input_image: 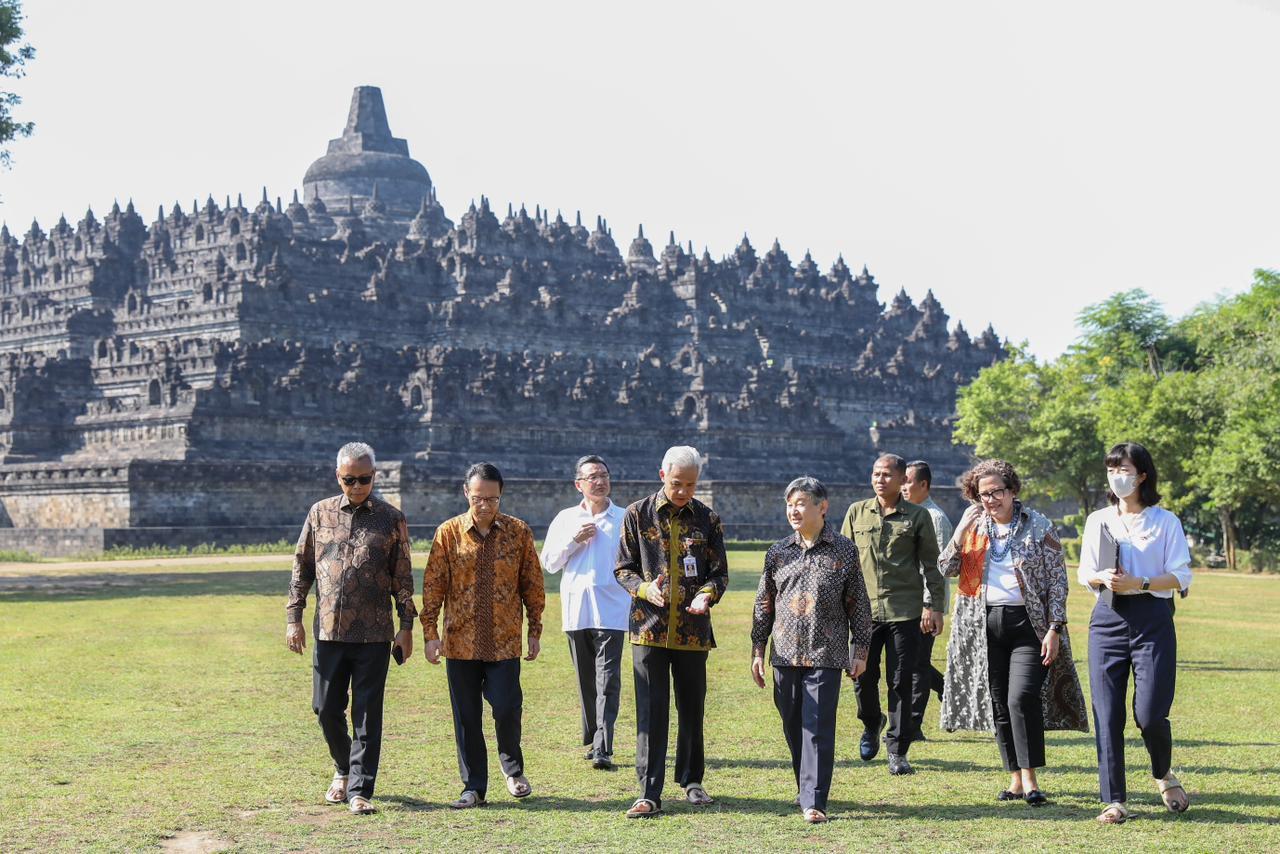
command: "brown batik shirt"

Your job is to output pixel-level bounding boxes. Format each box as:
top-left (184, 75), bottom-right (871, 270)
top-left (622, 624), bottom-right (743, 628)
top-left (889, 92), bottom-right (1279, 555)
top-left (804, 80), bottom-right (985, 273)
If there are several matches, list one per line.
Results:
top-left (751, 523), bottom-right (873, 669)
top-left (420, 511), bottom-right (545, 661)
top-left (614, 490), bottom-right (729, 651)
top-left (287, 494), bottom-right (418, 643)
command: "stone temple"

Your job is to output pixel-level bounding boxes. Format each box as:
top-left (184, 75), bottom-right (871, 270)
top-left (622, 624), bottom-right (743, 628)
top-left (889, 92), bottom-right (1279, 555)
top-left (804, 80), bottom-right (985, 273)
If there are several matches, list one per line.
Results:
top-left (0, 87), bottom-right (1002, 555)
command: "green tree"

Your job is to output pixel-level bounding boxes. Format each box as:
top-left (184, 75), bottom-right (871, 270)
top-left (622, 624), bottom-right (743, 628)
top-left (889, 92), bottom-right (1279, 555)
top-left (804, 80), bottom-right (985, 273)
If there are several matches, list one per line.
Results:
top-left (953, 346), bottom-right (1103, 520)
top-left (1, 0), bottom-right (35, 170)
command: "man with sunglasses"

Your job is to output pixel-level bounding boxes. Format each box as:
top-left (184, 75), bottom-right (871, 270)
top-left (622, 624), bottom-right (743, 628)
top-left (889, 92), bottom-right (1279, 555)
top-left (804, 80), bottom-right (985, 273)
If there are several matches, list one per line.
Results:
top-left (541, 455), bottom-right (629, 770)
top-left (286, 442), bottom-right (417, 816)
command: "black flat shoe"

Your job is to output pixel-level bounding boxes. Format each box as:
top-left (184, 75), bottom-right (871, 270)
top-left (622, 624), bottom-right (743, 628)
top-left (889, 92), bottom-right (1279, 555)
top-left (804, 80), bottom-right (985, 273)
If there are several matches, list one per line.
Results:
top-left (1025, 790), bottom-right (1048, 807)
top-left (997, 790), bottom-right (1025, 801)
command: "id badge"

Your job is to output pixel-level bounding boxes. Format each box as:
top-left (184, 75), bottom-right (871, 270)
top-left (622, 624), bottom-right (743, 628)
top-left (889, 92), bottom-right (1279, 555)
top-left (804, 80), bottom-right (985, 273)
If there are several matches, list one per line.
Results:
top-left (682, 554), bottom-right (698, 578)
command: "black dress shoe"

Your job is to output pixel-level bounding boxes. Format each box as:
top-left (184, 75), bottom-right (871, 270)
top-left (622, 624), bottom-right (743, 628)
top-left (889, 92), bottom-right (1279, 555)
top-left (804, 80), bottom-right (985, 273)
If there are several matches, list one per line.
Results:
top-left (583, 749), bottom-right (596, 761)
top-left (1025, 790), bottom-right (1048, 807)
top-left (592, 755), bottom-right (614, 770)
top-left (860, 716), bottom-right (887, 761)
top-left (997, 790), bottom-right (1025, 801)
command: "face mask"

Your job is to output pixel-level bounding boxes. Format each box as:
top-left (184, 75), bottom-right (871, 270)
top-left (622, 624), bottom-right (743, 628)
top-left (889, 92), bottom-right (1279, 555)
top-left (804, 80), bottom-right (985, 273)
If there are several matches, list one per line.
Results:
top-left (1108, 472), bottom-right (1138, 499)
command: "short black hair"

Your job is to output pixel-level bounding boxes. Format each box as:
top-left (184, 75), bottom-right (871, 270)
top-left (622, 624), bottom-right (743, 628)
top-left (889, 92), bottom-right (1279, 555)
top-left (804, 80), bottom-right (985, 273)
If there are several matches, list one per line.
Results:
top-left (906, 460), bottom-right (932, 487)
top-left (874, 453), bottom-right (907, 475)
top-left (1105, 442), bottom-right (1161, 507)
top-left (574, 454), bottom-right (609, 478)
top-left (464, 461), bottom-right (504, 493)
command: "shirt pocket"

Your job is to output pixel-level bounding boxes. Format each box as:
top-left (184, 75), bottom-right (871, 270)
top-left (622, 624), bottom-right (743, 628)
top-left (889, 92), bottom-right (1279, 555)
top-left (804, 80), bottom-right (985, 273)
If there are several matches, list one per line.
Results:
top-left (850, 523), bottom-right (880, 552)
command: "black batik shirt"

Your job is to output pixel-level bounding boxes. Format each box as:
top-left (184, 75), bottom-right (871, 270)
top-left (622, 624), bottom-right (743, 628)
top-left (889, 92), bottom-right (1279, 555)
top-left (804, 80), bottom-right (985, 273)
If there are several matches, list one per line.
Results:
top-left (751, 523), bottom-right (872, 669)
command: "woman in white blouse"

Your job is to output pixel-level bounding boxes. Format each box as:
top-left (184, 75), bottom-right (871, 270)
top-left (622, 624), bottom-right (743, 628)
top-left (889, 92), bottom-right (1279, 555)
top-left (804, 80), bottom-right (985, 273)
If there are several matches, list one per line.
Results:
top-left (1078, 442), bottom-right (1193, 824)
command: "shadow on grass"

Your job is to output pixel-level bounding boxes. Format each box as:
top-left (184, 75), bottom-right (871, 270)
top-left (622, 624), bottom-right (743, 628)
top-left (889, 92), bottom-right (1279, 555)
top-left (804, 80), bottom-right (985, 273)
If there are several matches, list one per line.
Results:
top-left (909, 757), bottom-right (1274, 776)
top-left (0, 570), bottom-right (291, 601)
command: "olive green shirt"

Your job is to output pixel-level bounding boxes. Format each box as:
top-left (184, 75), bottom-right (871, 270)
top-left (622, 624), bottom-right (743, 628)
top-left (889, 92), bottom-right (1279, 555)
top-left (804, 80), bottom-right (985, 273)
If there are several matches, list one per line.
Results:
top-left (840, 497), bottom-right (943, 623)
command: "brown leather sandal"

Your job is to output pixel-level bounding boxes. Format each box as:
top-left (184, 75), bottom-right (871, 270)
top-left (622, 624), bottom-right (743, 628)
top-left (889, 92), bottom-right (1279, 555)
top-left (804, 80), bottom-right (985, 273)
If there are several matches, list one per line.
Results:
top-left (1096, 802), bottom-right (1129, 824)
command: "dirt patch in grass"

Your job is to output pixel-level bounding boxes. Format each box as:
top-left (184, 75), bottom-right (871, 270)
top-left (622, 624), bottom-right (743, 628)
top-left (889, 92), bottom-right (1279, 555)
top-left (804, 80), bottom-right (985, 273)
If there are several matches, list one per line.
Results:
top-left (159, 831), bottom-right (233, 852)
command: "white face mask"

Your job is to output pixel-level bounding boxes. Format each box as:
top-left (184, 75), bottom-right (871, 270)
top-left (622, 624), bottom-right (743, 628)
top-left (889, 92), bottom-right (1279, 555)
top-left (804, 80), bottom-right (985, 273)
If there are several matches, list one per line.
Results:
top-left (1108, 472), bottom-right (1139, 499)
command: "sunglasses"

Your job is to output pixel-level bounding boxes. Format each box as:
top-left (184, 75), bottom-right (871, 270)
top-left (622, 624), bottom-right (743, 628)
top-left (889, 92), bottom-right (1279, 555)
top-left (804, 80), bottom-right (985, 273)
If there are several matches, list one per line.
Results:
top-left (340, 475), bottom-right (374, 486)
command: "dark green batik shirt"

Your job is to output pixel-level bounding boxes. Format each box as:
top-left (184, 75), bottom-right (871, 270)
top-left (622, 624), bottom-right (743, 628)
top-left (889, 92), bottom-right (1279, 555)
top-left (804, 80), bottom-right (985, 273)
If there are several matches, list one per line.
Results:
top-left (840, 497), bottom-right (942, 623)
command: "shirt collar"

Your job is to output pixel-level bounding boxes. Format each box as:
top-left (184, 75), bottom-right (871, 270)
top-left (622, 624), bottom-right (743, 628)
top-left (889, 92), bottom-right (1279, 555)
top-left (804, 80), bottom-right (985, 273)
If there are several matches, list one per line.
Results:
top-left (789, 521), bottom-right (835, 549)
top-left (465, 511), bottom-right (505, 534)
top-left (579, 498), bottom-right (617, 519)
top-left (340, 494), bottom-right (373, 513)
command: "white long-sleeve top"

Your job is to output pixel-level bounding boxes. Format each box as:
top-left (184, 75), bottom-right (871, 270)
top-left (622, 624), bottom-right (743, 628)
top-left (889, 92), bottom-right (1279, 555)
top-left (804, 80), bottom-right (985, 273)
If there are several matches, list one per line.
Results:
top-left (540, 499), bottom-right (630, 631)
top-left (1077, 504), bottom-right (1193, 599)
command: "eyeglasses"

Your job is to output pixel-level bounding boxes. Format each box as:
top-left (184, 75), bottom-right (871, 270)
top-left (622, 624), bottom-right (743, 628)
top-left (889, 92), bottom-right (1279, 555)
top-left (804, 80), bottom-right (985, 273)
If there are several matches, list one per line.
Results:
top-left (978, 488), bottom-right (1009, 502)
top-left (341, 475), bottom-right (374, 486)
top-left (468, 495), bottom-right (501, 505)
top-left (577, 474), bottom-right (611, 484)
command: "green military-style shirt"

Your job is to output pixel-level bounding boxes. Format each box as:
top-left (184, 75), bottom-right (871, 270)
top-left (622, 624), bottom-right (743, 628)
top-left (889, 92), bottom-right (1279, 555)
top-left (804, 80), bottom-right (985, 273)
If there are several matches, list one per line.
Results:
top-left (840, 497), bottom-right (943, 623)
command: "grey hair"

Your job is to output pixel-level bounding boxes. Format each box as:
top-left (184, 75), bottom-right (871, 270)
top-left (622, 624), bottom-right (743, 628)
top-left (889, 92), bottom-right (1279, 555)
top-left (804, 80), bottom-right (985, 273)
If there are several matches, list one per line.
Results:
top-left (336, 442), bottom-right (376, 468)
top-left (661, 445), bottom-right (704, 474)
top-left (785, 476), bottom-right (828, 503)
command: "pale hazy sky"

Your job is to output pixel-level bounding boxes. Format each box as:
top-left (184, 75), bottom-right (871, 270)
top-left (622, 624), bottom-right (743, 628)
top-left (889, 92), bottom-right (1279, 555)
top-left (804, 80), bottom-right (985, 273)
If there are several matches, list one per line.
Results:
top-left (4, 0), bottom-right (1278, 358)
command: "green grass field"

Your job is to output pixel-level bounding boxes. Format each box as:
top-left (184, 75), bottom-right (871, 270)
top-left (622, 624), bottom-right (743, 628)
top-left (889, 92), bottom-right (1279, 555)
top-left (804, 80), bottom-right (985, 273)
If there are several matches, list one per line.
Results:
top-left (1, 553), bottom-right (1277, 852)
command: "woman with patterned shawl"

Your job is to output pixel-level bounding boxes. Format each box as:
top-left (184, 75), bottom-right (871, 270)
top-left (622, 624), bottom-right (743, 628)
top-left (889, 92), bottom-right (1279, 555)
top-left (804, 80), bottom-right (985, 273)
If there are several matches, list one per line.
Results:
top-left (938, 459), bottom-right (1088, 807)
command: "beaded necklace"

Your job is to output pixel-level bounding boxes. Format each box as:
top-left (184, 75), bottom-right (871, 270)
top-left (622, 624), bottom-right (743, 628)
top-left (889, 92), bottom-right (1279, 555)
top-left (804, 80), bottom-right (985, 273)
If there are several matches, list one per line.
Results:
top-left (985, 510), bottom-right (1020, 561)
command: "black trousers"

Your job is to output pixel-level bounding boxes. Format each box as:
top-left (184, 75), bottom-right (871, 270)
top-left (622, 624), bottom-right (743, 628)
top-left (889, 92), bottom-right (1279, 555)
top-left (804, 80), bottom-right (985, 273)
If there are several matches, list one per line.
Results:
top-left (566, 628), bottom-right (625, 759)
top-left (445, 657), bottom-right (524, 799)
top-left (911, 632), bottom-right (946, 736)
top-left (986, 605), bottom-right (1047, 771)
top-left (855, 619), bottom-right (920, 755)
top-left (1089, 594), bottom-right (1178, 803)
top-left (312, 640), bottom-right (391, 800)
top-left (633, 644), bottom-right (707, 805)
top-left (774, 666), bottom-right (842, 813)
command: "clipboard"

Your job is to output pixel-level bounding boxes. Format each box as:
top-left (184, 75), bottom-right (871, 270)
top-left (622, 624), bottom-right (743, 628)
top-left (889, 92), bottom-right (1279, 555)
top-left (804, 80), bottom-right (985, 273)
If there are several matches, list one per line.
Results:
top-left (1095, 519), bottom-right (1120, 608)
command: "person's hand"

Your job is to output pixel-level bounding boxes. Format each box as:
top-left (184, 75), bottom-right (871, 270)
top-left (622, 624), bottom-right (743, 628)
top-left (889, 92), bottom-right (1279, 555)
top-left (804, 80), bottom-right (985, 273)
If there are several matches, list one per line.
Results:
top-left (424, 638), bottom-right (443, 665)
top-left (751, 655), bottom-right (766, 688)
top-left (393, 628), bottom-right (413, 662)
top-left (1099, 569), bottom-right (1140, 593)
top-left (921, 608), bottom-right (944, 636)
top-left (525, 635), bottom-right (541, 662)
top-left (286, 623), bottom-right (305, 654)
top-left (1041, 628), bottom-right (1060, 666)
top-left (686, 591), bottom-right (711, 615)
top-left (572, 522), bottom-right (597, 544)
top-left (846, 657), bottom-right (867, 680)
top-left (955, 504), bottom-right (982, 540)
top-left (644, 573), bottom-right (667, 607)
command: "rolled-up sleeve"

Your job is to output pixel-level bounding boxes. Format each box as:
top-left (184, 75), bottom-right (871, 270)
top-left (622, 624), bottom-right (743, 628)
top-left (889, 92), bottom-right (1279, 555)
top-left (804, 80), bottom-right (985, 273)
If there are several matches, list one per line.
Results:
top-left (1164, 516), bottom-right (1193, 592)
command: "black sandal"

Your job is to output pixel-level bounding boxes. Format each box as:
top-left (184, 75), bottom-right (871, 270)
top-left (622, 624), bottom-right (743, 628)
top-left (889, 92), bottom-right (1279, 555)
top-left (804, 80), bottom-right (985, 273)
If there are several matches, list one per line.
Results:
top-left (1025, 790), bottom-right (1048, 807)
top-left (997, 789), bottom-right (1025, 801)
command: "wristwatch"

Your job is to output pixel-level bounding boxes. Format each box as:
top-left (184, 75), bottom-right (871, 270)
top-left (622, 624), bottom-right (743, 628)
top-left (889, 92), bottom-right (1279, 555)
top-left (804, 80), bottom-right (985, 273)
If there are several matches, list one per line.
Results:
top-left (1141, 577), bottom-right (1151, 591)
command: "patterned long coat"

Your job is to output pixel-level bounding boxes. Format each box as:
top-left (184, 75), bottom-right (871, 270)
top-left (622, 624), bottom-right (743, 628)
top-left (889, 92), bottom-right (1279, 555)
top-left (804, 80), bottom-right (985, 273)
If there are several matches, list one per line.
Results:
top-left (938, 503), bottom-right (1089, 733)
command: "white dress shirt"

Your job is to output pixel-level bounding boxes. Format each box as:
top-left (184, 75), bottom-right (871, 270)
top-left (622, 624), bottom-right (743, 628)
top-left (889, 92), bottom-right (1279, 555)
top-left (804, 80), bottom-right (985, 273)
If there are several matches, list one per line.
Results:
top-left (1078, 505), bottom-right (1193, 599)
top-left (540, 498), bottom-right (630, 632)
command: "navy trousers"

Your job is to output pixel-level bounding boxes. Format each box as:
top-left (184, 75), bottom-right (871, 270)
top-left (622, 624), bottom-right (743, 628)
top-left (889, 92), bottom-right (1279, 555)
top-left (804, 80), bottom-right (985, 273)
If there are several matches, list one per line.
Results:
top-left (312, 640), bottom-right (391, 800)
top-left (1088, 594), bottom-right (1177, 803)
top-left (773, 666), bottom-right (842, 813)
top-left (445, 657), bottom-right (525, 799)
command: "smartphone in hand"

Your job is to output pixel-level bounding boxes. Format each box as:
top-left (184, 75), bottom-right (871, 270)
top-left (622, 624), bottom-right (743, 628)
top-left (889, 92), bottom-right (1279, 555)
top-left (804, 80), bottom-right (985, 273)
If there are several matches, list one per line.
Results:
top-left (392, 645), bottom-right (405, 666)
